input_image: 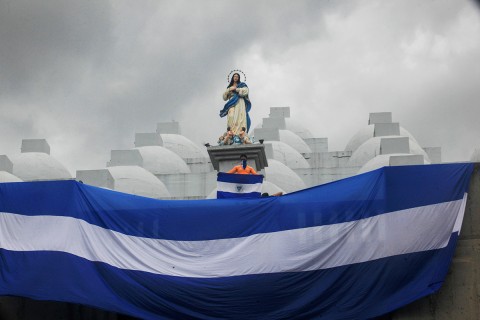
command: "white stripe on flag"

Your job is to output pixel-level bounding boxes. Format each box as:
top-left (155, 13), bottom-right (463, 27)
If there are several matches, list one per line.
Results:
top-left (453, 192), bottom-right (468, 234)
top-left (0, 195), bottom-right (466, 278)
top-left (217, 181), bottom-right (262, 194)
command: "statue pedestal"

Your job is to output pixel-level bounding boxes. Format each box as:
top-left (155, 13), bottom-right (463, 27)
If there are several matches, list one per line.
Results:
top-left (207, 144), bottom-right (268, 173)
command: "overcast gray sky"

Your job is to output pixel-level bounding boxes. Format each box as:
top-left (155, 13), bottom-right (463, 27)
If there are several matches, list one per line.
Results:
top-left (1, 0), bottom-right (479, 174)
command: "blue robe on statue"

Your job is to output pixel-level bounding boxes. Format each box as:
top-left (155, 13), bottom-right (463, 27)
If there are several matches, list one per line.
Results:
top-left (219, 82), bottom-right (252, 133)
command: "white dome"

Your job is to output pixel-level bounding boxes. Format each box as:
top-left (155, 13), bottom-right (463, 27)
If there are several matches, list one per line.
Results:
top-left (10, 152), bottom-right (72, 181)
top-left (107, 166), bottom-right (171, 199)
top-left (348, 137), bottom-right (430, 168)
top-left (285, 118), bottom-right (314, 139)
top-left (160, 134), bottom-right (208, 160)
top-left (470, 148), bottom-right (480, 162)
top-left (358, 154), bottom-right (430, 174)
top-left (345, 125), bottom-right (374, 152)
top-left (261, 181), bottom-right (286, 195)
top-left (206, 180), bottom-right (286, 199)
top-left (267, 141), bottom-right (310, 169)
top-left (0, 171), bottom-right (23, 182)
top-left (279, 130), bottom-right (312, 154)
top-left (265, 159), bottom-right (306, 193)
top-left (134, 146), bottom-right (190, 174)
top-left (345, 124), bottom-right (420, 152)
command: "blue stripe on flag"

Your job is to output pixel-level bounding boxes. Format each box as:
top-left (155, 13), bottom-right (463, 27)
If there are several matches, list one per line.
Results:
top-left (0, 163), bottom-right (473, 241)
top-left (0, 233), bottom-right (459, 320)
top-left (216, 191), bottom-right (261, 199)
top-left (217, 172), bottom-right (264, 184)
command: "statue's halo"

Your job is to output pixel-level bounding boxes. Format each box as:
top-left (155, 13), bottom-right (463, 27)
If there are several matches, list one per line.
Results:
top-left (227, 70), bottom-right (247, 83)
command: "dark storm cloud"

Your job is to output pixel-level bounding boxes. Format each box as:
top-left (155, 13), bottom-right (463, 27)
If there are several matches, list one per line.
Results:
top-left (0, 0), bottom-right (113, 95)
top-left (0, 0), bottom-right (339, 171)
top-left (0, 0), bottom-right (479, 172)
top-left (0, 0), bottom-right (115, 167)
top-left (80, 0), bottom-right (339, 147)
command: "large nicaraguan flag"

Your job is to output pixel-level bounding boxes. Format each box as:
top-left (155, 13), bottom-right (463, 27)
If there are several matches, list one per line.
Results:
top-left (217, 172), bottom-right (263, 198)
top-left (0, 163), bottom-right (474, 319)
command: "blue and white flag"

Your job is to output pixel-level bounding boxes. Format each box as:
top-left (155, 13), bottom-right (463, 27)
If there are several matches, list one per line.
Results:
top-left (217, 172), bottom-right (263, 199)
top-left (0, 163), bottom-right (473, 319)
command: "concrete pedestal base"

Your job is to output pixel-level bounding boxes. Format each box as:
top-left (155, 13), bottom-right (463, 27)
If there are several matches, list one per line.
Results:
top-left (207, 144), bottom-right (268, 173)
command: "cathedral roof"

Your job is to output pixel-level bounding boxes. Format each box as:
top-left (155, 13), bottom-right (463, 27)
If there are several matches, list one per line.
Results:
top-left (267, 141), bottom-right (310, 169)
top-left (348, 136), bottom-right (430, 168)
top-left (107, 166), bottom-right (171, 199)
top-left (0, 171), bottom-right (23, 182)
top-left (134, 146), bottom-right (190, 174)
top-left (10, 152), bottom-right (72, 181)
top-left (264, 159), bottom-right (306, 193)
top-left (160, 134), bottom-right (208, 160)
top-left (358, 154), bottom-right (430, 174)
top-left (279, 130), bottom-right (312, 154)
top-left (345, 124), bottom-right (419, 153)
top-left (285, 118), bottom-right (314, 139)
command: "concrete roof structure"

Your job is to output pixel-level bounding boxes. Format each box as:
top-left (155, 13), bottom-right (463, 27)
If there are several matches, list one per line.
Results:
top-left (348, 136), bottom-right (430, 168)
top-left (471, 148), bottom-right (480, 162)
top-left (285, 118), bottom-right (314, 139)
top-left (279, 130), bottom-right (312, 154)
top-left (107, 166), bottom-right (171, 199)
top-left (265, 141), bottom-right (310, 169)
top-left (264, 159), bottom-right (306, 193)
top-left (345, 124), bottom-right (419, 153)
top-left (358, 154), bottom-right (429, 174)
top-left (10, 152), bottom-right (72, 181)
top-left (1, 109), bottom-right (443, 200)
top-left (160, 134), bottom-right (208, 160)
top-left (134, 146), bottom-right (190, 174)
top-left (0, 171), bottom-right (23, 182)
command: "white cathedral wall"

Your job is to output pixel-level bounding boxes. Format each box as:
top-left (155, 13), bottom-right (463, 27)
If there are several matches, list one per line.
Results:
top-left (155, 172), bottom-right (217, 200)
top-left (0, 171), bottom-right (23, 182)
top-left (294, 166), bottom-right (360, 187)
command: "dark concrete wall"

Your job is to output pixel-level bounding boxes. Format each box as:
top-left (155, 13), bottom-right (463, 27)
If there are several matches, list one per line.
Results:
top-left (390, 163), bottom-right (480, 319)
top-left (0, 296), bottom-right (132, 320)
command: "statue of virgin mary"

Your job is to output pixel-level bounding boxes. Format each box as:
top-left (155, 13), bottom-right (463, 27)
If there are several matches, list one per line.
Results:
top-left (219, 70), bottom-right (251, 135)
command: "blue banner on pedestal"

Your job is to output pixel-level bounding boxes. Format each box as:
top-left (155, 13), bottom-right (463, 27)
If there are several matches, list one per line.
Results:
top-left (217, 172), bottom-right (263, 199)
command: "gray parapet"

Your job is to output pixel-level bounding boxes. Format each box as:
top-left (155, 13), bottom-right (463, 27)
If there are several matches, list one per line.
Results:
top-left (254, 127), bottom-right (280, 142)
top-left (390, 163), bottom-right (480, 319)
top-left (306, 150), bottom-right (353, 169)
top-left (156, 172), bottom-right (217, 199)
top-left (0, 155), bottom-right (13, 173)
top-left (380, 137), bottom-right (409, 155)
top-left (374, 123), bottom-right (400, 137)
top-left (21, 139), bottom-right (50, 154)
top-left (135, 133), bottom-right (163, 147)
top-left (269, 107), bottom-right (290, 118)
top-left (389, 154), bottom-right (424, 166)
top-left (264, 143), bottom-right (274, 159)
top-left (423, 147), bottom-right (442, 164)
top-left (262, 117), bottom-right (286, 130)
top-left (76, 169), bottom-right (114, 189)
top-left (107, 149), bottom-right (143, 167)
top-left (303, 138), bottom-right (328, 153)
top-left (369, 112), bottom-right (392, 124)
top-left (157, 121), bottom-right (180, 134)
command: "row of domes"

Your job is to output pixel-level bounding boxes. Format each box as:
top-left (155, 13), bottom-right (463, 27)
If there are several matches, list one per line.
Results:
top-left (2, 110), bottom-right (472, 200)
top-left (0, 127), bottom-right (311, 198)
